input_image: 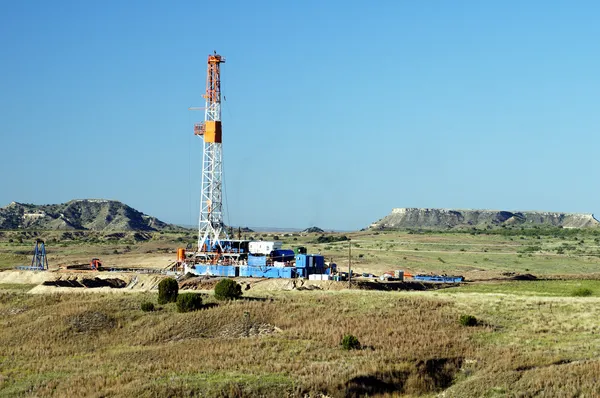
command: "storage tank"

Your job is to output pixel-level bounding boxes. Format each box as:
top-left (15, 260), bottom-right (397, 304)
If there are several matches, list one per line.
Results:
top-left (270, 249), bottom-right (295, 262)
top-left (177, 248), bottom-right (186, 263)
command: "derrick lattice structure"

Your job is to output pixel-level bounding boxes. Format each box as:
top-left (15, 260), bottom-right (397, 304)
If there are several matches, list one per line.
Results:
top-left (31, 239), bottom-right (48, 270)
top-left (194, 52), bottom-right (227, 255)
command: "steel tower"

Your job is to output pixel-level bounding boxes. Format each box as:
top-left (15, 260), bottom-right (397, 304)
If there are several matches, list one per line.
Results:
top-left (194, 52), bottom-right (227, 255)
top-left (31, 239), bottom-right (48, 270)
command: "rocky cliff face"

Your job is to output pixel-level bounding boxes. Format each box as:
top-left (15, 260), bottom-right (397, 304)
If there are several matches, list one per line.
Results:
top-left (370, 208), bottom-right (600, 230)
top-left (0, 200), bottom-right (176, 231)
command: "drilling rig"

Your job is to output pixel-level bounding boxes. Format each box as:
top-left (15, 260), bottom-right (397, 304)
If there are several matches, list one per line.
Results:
top-left (191, 52), bottom-right (229, 264)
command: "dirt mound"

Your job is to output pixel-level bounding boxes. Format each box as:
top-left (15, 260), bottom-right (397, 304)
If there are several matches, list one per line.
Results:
top-left (179, 276), bottom-right (221, 290)
top-left (43, 277), bottom-right (127, 288)
top-left (67, 311), bottom-right (116, 333)
top-left (296, 285), bottom-right (322, 291)
top-left (0, 270), bottom-right (56, 285)
top-left (512, 273), bottom-right (538, 281)
top-left (354, 280), bottom-right (455, 291)
top-left (178, 277), bottom-right (339, 292)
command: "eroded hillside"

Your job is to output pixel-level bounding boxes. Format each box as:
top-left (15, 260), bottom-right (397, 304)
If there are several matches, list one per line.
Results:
top-left (370, 208), bottom-right (600, 230)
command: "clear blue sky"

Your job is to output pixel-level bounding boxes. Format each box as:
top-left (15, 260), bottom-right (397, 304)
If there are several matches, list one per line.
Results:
top-left (1, 1), bottom-right (600, 231)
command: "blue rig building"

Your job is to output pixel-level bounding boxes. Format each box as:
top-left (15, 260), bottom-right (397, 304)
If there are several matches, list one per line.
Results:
top-left (182, 239), bottom-right (333, 279)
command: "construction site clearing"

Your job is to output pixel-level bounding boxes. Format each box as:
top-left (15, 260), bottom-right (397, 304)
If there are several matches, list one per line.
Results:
top-left (0, 267), bottom-right (460, 295)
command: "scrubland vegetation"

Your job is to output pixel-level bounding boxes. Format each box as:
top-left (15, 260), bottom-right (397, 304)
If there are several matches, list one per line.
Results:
top-left (1, 284), bottom-right (600, 396)
top-left (1, 228), bottom-right (600, 396)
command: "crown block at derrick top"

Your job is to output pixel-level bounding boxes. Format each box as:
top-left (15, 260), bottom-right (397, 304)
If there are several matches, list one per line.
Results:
top-left (204, 121), bottom-right (222, 143)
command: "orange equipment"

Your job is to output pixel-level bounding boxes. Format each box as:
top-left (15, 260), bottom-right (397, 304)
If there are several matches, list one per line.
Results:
top-left (177, 248), bottom-right (186, 263)
top-left (90, 258), bottom-right (102, 270)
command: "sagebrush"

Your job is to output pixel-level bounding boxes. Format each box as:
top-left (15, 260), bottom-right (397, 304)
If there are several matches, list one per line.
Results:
top-left (158, 277), bottom-right (179, 304)
top-left (176, 293), bottom-right (203, 313)
top-left (214, 278), bottom-right (242, 300)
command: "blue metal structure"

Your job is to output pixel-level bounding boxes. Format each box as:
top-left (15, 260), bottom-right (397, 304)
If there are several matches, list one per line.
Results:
top-left (184, 249), bottom-right (330, 279)
top-left (239, 266), bottom-right (295, 278)
top-left (270, 249), bottom-right (295, 262)
top-left (193, 265), bottom-right (238, 277)
top-left (413, 275), bottom-right (464, 283)
top-left (294, 254), bottom-right (326, 276)
top-left (248, 255), bottom-right (267, 267)
top-left (16, 240), bottom-right (48, 271)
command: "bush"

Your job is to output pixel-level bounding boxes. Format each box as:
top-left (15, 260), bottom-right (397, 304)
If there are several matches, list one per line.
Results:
top-left (141, 302), bottom-right (155, 312)
top-left (312, 235), bottom-right (349, 244)
top-left (572, 288), bottom-right (593, 297)
top-left (214, 278), bottom-right (242, 301)
top-left (459, 314), bottom-right (478, 327)
top-left (158, 277), bottom-right (179, 304)
top-left (340, 334), bottom-right (361, 350)
top-left (176, 293), bottom-right (203, 313)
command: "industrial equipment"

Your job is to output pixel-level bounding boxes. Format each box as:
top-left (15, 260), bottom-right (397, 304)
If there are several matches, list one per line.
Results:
top-left (191, 52), bottom-right (228, 262)
top-left (15, 239), bottom-right (49, 271)
top-left (182, 53), bottom-right (334, 279)
top-left (413, 274), bottom-right (464, 283)
top-left (32, 239), bottom-right (48, 270)
top-left (90, 258), bottom-right (102, 270)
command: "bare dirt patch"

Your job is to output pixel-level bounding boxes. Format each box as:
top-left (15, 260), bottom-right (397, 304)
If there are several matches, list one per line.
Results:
top-left (67, 311), bottom-right (116, 333)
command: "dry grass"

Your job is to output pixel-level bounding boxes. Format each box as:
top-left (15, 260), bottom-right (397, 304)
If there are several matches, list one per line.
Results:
top-left (0, 290), bottom-right (475, 397)
top-left (2, 286), bottom-right (600, 396)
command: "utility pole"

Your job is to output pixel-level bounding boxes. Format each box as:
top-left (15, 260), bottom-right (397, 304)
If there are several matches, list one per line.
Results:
top-left (348, 238), bottom-right (351, 289)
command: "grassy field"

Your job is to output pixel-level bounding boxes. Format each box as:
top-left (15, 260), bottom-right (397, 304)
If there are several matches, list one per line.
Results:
top-left (1, 228), bottom-right (600, 396)
top-left (1, 285), bottom-right (600, 396)
top-left (2, 228), bottom-right (600, 278)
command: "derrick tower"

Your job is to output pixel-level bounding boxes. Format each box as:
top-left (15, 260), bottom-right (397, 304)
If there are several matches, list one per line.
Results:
top-left (194, 52), bottom-right (227, 255)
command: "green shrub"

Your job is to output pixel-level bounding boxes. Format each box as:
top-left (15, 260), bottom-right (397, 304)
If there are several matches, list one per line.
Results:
top-left (158, 277), bottom-right (179, 304)
top-left (141, 302), bottom-right (155, 312)
top-left (459, 314), bottom-right (478, 327)
top-left (214, 278), bottom-right (242, 301)
top-left (340, 334), bottom-right (361, 350)
top-left (312, 235), bottom-right (349, 244)
top-left (176, 293), bottom-right (203, 313)
top-left (572, 288), bottom-right (593, 297)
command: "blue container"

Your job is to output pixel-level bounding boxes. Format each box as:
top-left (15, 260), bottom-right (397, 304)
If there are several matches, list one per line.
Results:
top-left (237, 266), bottom-right (295, 278)
top-left (270, 249), bottom-right (295, 262)
top-left (193, 264), bottom-right (238, 276)
top-left (313, 255), bottom-right (325, 268)
top-left (216, 265), bottom-right (237, 277)
top-left (295, 254), bottom-right (307, 268)
top-left (194, 265), bottom-right (209, 275)
top-left (248, 255), bottom-right (267, 267)
top-left (413, 275), bottom-right (464, 283)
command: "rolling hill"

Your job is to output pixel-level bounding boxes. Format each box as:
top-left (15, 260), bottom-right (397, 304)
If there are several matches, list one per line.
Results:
top-left (0, 199), bottom-right (179, 231)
